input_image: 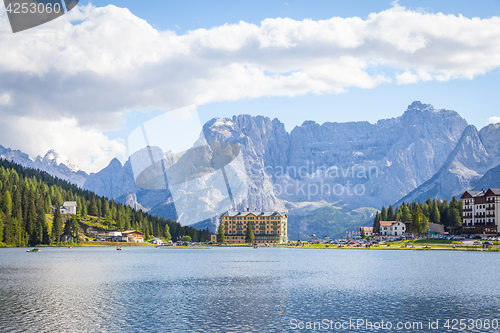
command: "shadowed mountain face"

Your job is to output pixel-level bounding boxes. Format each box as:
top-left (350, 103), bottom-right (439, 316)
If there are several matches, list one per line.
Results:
top-left (81, 101), bottom-right (476, 237)
top-left (397, 123), bottom-right (500, 204)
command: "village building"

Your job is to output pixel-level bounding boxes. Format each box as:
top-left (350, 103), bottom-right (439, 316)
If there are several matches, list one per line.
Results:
top-left (359, 226), bottom-right (373, 236)
top-left (461, 188), bottom-right (500, 235)
top-left (51, 201), bottom-right (77, 215)
top-left (107, 231), bottom-right (122, 242)
top-left (220, 209), bottom-right (288, 244)
top-left (121, 230), bottom-right (144, 243)
top-left (379, 221), bottom-right (405, 236)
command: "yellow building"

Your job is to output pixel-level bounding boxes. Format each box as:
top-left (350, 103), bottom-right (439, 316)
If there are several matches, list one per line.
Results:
top-left (220, 209), bottom-right (288, 244)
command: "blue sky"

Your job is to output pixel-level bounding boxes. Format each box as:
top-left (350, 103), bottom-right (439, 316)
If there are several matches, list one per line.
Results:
top-left (1, 0), bottom-right (499, 171)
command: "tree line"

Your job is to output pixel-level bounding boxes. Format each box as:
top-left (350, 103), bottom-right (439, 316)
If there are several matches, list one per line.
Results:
top-left (372, 196), bottom-right (463, 235)
top-left (0, 159), bottom-right (212, 246)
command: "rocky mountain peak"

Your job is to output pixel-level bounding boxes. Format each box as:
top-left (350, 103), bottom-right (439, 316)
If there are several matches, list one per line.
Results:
top-left (407, 101), bottom-right (434, 111)
top-left (108, 157), bottom-right (123, 169)
top-left (38, 149), bottom-right (81, 173)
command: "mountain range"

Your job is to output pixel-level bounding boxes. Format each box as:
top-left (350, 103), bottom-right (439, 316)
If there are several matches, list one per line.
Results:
top-left (0, 146), bottom-right (88, 187)
top-left (1, 101), bottom-right (499, 239)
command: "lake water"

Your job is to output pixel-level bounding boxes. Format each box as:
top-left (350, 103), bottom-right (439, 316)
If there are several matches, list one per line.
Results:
top-left (1, 247), bottom-right (500, 332)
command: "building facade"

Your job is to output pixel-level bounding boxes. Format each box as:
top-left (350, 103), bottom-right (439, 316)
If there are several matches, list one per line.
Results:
top-left (461, 188), bottom-right (500, 235)
top-left (379, 221), bottom-right (405, 236)
top-left (220, 209), bottom-right (288, 244)
top-left (360, 226), bottom-right (373, 236)
top-left (121, 230), bottom-right (144, 242)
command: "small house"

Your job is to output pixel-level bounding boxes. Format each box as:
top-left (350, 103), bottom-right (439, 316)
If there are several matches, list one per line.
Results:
top-left (60, 201), bottom-right (77, 215)
top-left (121, 230), bottom-right (144, 243)
top-left (379, 221), bottom-right (405, 236)
top-left (360, 226), bottom-right (373, 236)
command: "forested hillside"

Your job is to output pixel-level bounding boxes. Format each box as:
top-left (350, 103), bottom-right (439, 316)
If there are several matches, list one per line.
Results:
top-left (373, 197), bottom-right (463, 235)
top-left (0, 159), bottom-right (211, 247)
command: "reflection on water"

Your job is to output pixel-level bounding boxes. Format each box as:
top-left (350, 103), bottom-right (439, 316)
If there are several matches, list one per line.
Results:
top-left (1, 247), bottom-right (500, 332)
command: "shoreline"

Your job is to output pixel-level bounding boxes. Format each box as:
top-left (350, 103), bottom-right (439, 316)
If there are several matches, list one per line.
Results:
top-left (4, 242), bottom-right (499, 252)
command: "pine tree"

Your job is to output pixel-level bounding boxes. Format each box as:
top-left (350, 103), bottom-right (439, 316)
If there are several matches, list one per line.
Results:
top-left (102, 199), bottom-right (110, 219)
top-left (450, 196), bottom-right (459, 210)
top-left (425, 197), bottom-right (432, 207)
top-left (387, 205), bottom-right (395, 220)
top-left (52, 205), bottom-right (63, 243)
top-left (88, 197), bottom-right (98, 216)
top-left (81, 201), bottom-right (87, 218)
top-left (440, 200), bottom-right (449, 226)
top-left (217, 223), bottom-right (225, 243)
top-left (42, 221), bottom-right (50, 245)
top-left (422, 202), bottom-right (430, 219)
top-left (401, 205), bottom-right (411, 222)
top-left (64, 217), bottom-right (72, 236)
top-left (1, 191), bottom-right (12, 217)
top-left (245, 225), bottom-right (255, 243)
top-left (380, 206), bottom-right (388, 221)
top-left (411, 205), bottom-right (428, 236)
top-left (372, 211), bottom-right (380, 234)
top-left (430, 202), bottom-right (441, 224)
top-left (163, 224), bottom-right (171, 242)
top-left (446, 207), bottom-right (462, 227)
top-left (116, 207), bottom-right (123, 231)
top-left (8, 217), bottom-right (22, 246)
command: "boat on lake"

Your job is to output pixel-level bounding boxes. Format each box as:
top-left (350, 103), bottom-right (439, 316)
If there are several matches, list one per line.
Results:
top-left (116, 247), bottom-right (122, 250)
top-left (26, 248), bottom-right (40, 252)
top-left (253, 243), bottom-right (258, 249)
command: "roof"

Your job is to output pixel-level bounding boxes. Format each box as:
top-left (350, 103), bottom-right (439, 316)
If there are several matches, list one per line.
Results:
top-left (486, 188), bottom-right (500, 196)
top-left (221, 211), bottom-right (287, 217)
top-left (62, 201), bottom-right (77, 207)
top-left (462, 188), bottom-right (500, 199)
top-left (360, 227), bottom-right (373, 231)
top-left (379, 221), bottom-right (401, 227)
top-left (122, 230), bottom-right (144, 235)
top-left (461, 190), bottom-right (484, 199)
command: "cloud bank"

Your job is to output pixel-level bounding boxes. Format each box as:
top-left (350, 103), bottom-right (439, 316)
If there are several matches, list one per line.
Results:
top-left (0, 3), bottom-right (499, 171)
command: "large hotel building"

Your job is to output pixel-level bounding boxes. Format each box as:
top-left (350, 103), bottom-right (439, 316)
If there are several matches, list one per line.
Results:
top-left (220, 209), bottom-right (288, 244)
top-left (461, 188), bottom-right (500, 235)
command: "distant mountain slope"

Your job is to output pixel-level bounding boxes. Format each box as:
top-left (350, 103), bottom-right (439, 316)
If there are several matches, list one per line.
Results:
top-left (474, 164), bottom-right (500, 191)
top-left (0, 145), bottom-right (88, 187)
top-left (396, 123), bottom-right (500, 204)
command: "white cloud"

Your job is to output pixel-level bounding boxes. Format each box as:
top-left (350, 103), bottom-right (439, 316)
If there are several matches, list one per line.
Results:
top-left (488, 116), bottom-right (500, 124)
top-left (0, 3), bottom-right (500, 171)
top-left (0, 115), bottom-right (126, 173)
top-left (396, 71), bottom-right (419, 84)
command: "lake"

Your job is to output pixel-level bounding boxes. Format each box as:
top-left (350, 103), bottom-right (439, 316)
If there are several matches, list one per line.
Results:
top-left (1, 247), bottom-right (500, 332)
